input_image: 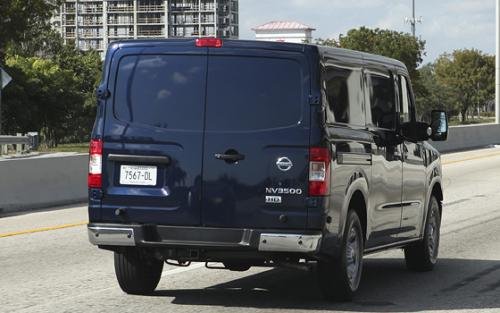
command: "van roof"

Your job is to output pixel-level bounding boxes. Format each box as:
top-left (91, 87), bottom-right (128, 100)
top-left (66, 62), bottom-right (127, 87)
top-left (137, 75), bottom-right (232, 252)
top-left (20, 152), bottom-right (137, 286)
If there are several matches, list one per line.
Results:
top-left (107, 38), bottom-right (308, 53)
top-left (106, 39), bottom-right (407, 71)
top-left (315, 45), bottom-right (407, 70)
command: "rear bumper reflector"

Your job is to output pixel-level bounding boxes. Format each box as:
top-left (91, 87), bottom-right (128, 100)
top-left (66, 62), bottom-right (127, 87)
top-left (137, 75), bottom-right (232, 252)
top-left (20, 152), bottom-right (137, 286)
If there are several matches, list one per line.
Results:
top-left (258, 233), bottom-right (322, 253)
top-left (88, 226), bottom-right (135, 246)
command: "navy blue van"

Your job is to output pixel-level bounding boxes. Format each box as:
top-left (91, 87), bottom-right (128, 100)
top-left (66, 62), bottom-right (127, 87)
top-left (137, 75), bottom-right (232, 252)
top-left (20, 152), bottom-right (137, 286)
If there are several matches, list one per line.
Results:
top-left (88, 38), bottom-right (448, 301)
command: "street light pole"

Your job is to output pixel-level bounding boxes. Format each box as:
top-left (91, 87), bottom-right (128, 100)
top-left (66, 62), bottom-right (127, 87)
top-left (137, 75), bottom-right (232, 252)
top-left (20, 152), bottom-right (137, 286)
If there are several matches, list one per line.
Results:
top-left (405, 0), bottom-right (421, 37)
top-left (496, 0), bottom-right (500, 124)
top-left (411, 0), bottom-right (416, 37)
top-left (0, 70), bottom-right (3, 134)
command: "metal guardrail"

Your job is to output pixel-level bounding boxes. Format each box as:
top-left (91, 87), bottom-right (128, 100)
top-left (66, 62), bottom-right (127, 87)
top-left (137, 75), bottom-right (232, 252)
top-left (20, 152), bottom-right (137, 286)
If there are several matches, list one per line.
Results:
top-left (0, 135), bottom-right (30, 145)
top-left (0, 133), bottom-right (39, 155)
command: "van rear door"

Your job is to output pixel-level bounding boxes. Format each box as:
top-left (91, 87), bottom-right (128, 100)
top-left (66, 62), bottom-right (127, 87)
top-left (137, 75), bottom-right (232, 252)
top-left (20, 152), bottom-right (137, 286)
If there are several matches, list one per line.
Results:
top-left (201, 46), bottom-right (311, 229)
top-left (101, 43), bottom-right (207, 225)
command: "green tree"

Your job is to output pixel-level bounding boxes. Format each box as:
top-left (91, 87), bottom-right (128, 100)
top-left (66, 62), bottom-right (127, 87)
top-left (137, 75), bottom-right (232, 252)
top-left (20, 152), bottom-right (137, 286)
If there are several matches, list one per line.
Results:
top-left (434, 49), bottom-right (494, 122)
top-left (1, 2), bottom-right (102, 144)
top-left (315, 38), bottom-right (339, 47)
top-left (0, 0), bottom-right (60, 64)
top-left (3, 32), bottom-right (102, 145)
top-left (416, 63), bottom-right (456, 116)
top-left (4, 55), bottom-right (82, 145)
top-left (54, 46), bottom-right (102, 142)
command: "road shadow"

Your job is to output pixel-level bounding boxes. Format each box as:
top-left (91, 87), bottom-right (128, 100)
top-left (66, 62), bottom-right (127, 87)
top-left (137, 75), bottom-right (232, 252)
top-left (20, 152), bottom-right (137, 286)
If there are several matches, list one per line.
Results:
top-left (152, 257), bottom-right (500, 312)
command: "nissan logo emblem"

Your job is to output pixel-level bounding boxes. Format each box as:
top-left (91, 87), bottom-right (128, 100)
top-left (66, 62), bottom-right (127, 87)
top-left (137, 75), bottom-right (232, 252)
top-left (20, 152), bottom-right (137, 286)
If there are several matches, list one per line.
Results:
top-left (276, 157), bottom-right (293, 172)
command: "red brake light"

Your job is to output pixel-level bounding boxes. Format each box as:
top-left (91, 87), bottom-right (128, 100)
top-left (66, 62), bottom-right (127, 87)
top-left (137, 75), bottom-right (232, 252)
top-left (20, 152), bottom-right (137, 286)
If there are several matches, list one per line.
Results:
top-left (88, 139), bottom-right (103, 188)
top-left (195, 38), bottom-right (223, 48)
top-left (309, 147), bottom-right (331, 196)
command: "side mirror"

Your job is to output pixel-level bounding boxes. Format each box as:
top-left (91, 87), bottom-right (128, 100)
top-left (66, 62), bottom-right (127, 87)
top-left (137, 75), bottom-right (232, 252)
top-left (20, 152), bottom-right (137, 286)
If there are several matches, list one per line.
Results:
top-left (430, 110), bottom-right (448, 141)
top-left (401, 121), bottom-right (431, 142)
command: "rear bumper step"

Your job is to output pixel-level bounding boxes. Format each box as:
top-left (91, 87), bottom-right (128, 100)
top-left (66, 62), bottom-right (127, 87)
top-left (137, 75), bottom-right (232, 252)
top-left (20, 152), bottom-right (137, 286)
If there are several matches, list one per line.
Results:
top-left (87, 223), bottom-right (322, 253)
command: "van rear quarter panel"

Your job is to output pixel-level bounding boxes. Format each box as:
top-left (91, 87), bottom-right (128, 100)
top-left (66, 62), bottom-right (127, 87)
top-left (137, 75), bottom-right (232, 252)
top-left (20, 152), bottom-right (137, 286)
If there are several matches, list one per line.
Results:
top-left (309, 47), bottom-right (374, 254)
top-left (325, 127), bottom-right (373, 248)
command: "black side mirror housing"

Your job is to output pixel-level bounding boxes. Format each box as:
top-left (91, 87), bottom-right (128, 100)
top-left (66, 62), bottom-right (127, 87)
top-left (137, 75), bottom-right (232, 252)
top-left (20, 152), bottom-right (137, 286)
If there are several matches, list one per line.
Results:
top-left (401, 121), bottom-right (431, 142)
top-left (430, 110), bottom-right (448, 141)
top-left (373, 131), bottom-right (403, 147)
top-left (401, 110), bottom-right (448, 142)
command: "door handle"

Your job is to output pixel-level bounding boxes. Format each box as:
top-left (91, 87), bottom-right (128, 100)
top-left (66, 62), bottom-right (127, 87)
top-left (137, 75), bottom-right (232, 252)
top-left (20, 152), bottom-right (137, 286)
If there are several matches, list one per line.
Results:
top-left (214, 152), bottom-right (245, 163)
top-left (108, 154), bottom-right (171, 165)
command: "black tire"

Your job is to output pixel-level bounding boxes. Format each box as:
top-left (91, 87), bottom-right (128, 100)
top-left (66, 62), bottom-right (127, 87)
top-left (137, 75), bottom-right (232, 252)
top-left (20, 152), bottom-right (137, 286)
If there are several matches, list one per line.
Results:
top-left (404, 195), bottom-right (441, 272)
top-left (114, 248), bottom-right (164, 295)
top-left (318, 210), bottom-right (364, 302)
top-left (223, 261), bottom-right (251, 272)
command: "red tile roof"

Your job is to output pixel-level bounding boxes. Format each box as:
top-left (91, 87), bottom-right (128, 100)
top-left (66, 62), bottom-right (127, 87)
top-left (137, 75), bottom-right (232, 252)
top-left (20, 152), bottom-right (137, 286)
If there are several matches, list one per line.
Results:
top-left (252, 21), bottom-right (316, 31)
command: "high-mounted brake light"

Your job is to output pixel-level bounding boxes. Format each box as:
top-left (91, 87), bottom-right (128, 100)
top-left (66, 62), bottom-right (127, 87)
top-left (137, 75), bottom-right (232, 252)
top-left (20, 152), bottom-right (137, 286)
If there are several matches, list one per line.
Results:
top-left (88, 139), bottom-right (103, 188)
top-left (309, 147), bottom-right (331, 196)
top-left (195, 37), bottom-right (223, 48)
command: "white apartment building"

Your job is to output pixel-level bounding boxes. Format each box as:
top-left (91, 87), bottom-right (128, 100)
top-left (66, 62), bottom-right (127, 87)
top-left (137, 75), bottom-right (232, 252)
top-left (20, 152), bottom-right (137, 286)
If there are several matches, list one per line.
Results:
top-left (252, 21), bottom-right (315, 44)
top-left (51, 0), bottom-right (239, 55)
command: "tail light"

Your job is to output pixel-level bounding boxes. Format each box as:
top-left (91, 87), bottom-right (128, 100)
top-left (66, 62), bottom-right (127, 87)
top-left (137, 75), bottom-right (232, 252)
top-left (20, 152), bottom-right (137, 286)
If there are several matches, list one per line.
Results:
top-left (195, 37), bottom-right (223, 48)
top-left (309, 147), bottom-right (331, 196)
top-left (88, 139), bottom-right (103, 188)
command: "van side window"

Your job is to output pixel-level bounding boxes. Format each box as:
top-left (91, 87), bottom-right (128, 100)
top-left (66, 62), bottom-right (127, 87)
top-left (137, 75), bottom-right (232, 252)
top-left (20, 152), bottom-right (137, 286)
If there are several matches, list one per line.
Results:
top-left (368, 73), bottom-right (396, 129)
top-left (324, 66), bottom-right (364, 126)
top-left (399, 75), bottom-right (413, 123)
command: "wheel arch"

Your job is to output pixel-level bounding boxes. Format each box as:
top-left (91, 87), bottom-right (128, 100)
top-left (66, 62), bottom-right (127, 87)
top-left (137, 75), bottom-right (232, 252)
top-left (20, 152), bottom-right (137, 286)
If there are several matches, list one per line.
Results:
top-left (338, 178), bottom-right (369, 244)
top-left (348, 190), bottom-right (367, 242)
top-left (420, 179), bottom-right (443, 236)
top-left (432, 182), bottom-right (443, 215)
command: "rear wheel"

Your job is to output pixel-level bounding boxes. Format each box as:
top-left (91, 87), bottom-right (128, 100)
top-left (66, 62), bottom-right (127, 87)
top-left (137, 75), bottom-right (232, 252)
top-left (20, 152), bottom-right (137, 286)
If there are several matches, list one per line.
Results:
top-left (404, 195), bottom-right (441, 271)
top-left (114, 248), bottom-right (164, 295)
top-left (318, 210), bottom-right (364, 302)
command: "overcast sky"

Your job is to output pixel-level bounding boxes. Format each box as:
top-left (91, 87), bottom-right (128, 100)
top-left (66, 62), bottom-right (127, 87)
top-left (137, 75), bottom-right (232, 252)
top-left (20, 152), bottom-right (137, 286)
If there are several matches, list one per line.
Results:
top-left (239, 0), bottom-right (496, 64)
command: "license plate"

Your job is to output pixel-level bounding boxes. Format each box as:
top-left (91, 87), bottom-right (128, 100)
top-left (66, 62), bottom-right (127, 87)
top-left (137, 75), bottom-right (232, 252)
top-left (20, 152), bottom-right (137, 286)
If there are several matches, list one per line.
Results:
top-left (120, 165), bottom-right (157, 186)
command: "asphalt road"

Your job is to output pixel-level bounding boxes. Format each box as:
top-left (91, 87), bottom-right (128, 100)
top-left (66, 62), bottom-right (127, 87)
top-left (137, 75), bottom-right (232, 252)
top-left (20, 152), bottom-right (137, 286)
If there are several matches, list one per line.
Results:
top-left (2, 148), bottom-right (500, 313)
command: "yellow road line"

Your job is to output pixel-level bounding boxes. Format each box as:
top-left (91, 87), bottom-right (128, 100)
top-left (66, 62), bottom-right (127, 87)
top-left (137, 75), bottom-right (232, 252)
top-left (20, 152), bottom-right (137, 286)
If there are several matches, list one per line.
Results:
top-left (442, 151), bottom-right (500, 165)
top-left (0, 221), bottom-right (88, 238)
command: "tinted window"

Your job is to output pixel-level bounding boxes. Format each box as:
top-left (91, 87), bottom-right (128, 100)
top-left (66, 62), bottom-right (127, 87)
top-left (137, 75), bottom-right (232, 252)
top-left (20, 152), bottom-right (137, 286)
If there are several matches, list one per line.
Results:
top-left (369, 73), bottom-right (396, 129)
top-left (324, 66), bottom-right (365, 126)
top-left (205, 56), bottom-right (303, 131)
top-left (114, 55), bottom-right (205, 130)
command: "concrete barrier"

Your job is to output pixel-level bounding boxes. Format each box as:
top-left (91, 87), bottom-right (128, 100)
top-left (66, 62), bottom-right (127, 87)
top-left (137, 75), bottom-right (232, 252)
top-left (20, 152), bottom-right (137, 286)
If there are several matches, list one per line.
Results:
top-left (0, 123), bottom-right (499, 213)
top-left (430, 123), bottom-right (500, 153)
top-left (0, 153), bottom-right (88, 214)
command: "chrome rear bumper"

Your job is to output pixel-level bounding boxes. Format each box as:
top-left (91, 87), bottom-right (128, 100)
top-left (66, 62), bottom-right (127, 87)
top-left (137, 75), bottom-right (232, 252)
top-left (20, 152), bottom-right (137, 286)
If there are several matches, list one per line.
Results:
top-left (87, 224), bottom-right (322, 253)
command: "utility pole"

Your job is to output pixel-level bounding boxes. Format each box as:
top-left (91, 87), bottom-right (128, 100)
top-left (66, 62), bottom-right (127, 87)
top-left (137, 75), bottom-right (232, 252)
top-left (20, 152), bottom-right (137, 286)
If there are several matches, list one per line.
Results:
top-left (405, 0), bottom-right (421, 37)
top-left (411, 0), bottom-right (416, 37)
top-left (0, 70), bottom-right (2, 134)
top-left (496, 0), bottom-right (500, 124)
